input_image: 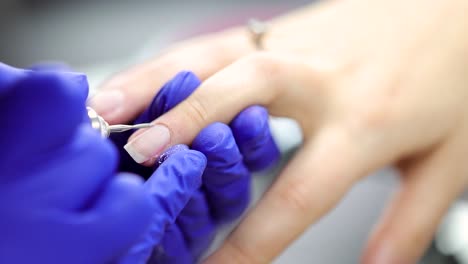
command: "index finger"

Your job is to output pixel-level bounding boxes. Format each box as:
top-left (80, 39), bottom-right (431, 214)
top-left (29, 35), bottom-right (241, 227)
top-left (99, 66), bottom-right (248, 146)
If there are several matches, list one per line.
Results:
top-left (89, 28), bottom-right (253, 124)
top-left (123, 53), bottom-right (324, 164)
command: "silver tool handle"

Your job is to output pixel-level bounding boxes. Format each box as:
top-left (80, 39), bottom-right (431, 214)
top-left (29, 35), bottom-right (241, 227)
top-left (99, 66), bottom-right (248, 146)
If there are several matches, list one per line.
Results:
top-left (87, 107), bottom-right (153, 138)
top-left (87, 107), bottom-right (111, 137)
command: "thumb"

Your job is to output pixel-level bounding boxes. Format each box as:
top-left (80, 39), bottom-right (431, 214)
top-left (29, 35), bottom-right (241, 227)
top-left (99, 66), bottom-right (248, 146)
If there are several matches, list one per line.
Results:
top-left (124, 53), bottom-right (325, 164)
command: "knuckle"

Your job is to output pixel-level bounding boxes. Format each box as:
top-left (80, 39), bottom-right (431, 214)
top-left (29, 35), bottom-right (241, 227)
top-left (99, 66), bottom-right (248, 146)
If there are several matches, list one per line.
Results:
top-left (274, 178), bottom-right (314, 214)
top-left (184, 93), bottom-right (210, 130)
top-left (358, 104), bottom-right (394, 130)
top-left (346, 94), bottom-right (396, 133)
top-left (243, 52), bottom-right (281, 76)
top-left (338, 71), bottom-right (403, 134)
top-left (224, 238), bottom-right (263, 264)
top-left (240, 53), bottom-right (286, 100)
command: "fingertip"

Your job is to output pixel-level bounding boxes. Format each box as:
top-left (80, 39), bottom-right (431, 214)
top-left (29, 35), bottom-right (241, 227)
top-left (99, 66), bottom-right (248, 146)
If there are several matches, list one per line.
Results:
top-left (124, 124), bottom-right (172, 165)
top-left (0, 70), bottom-right (88, 148)
top-left (183, 149), bottom-right (208, 179)
top-left (231, 106), bottom-right (280, 171)
top-left (88, 89), bottom-right (125, 124)
top-left (114, 172), bottom-right (145, 187)
top-left (157, 144), bottom-right (189, 164)
top-left (73, 73), bottom-right (90, 98)
top-left (175, 149), bottom-right (207, 192)
top-left (192, 122), bottom-right (236, 156)
top-left (32, 70), bottom-right (89, 110)
top-left (162, 146), bottom-right (207, 172)
top-left (231, 106), bottom-right (269, 140)
top-left (143, 149), bottom-right (206, 226)
top-left (245, 136), bottom-right (280, 171)
top-left (124, 143), bottom-right (150, 164)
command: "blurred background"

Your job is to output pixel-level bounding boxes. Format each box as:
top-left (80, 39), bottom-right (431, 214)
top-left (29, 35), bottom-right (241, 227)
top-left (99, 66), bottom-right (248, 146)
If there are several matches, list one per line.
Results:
top-left (0, 0), bottom-right (466, 263)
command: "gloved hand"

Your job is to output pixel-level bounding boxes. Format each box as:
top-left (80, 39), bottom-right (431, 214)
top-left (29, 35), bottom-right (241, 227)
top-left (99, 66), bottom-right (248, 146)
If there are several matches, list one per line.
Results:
top-left (0, 63), bottom-right (207, 264)
top-left (111, 71), bottom-right (281, 263)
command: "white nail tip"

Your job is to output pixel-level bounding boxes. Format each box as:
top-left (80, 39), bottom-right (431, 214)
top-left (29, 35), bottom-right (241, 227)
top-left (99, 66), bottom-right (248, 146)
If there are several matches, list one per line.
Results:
top-left (124, 144), bottom-right (148, 164)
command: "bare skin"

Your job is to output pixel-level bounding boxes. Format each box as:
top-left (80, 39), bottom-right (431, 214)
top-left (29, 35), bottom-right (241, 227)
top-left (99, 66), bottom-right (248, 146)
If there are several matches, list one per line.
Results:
top-left (90, 0), bottom-right (468, 263)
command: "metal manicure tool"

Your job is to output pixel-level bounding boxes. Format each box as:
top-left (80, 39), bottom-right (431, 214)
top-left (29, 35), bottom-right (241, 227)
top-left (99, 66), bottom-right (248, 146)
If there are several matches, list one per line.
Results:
top-left (87, 107), bottom-right (153, 138)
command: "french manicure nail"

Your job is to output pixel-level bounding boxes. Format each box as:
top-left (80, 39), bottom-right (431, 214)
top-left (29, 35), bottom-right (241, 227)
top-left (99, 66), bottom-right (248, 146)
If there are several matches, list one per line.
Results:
top-left (88, 90), bottom-right (124, 118)
top-left (124, 124), bottom-right (171, 164)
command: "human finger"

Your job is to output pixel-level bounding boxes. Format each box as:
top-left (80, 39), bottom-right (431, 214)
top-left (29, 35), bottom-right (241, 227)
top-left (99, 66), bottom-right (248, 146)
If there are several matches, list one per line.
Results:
top-left (122, 148), bottom-right (206, 263)
top-left (124, 53), bottom-right (324, 164)
top-left (175, 191), bottom-right (216, 260)
top-left (192, 122), bottom-right (251, 222)
top-left (362, 130), bottom-right (468, 264)
top-left (110, 71), bottom-right (201, 172)
top-left (150, 224), bottom-right (192, 264)
top-left (204, 125), bottom-right (380, 263)
top-left (89, 28), bottom-right (253, 124)
top-left (230, 106), bottom-right (280, 171)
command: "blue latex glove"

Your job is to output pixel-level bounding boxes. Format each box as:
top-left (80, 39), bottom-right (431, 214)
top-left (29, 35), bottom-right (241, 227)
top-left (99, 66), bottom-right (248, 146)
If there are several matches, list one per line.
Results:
top-left (112, 71), bottom-right (281, 263)
top-left (0, 63), bottom-right (208, 264)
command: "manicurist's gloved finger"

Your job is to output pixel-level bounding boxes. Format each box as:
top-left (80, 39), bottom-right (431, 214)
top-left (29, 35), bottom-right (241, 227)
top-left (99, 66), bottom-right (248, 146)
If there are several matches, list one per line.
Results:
top-left (148, 146), bottom-right (215, 263)
top-left (231, 105), bottom-right (280, 171)
top-left (26, 64), bottom-right (90, 106)
top-left (0, 63), bottom-right (26, 94)
top-left (27, 62), bottom-right (73, 72)
top-left (192, 123), bottom-right (251, 222)
top-left (0, 62), bottom-right (159, 264)
top-left (120, 146), bottom-right (206, 264)
top-left (149, 224), bottom-right (192, 264)
top-left (175, 190), bottom-right (215, 261)
top-left (0, 67), bottom-right (88, 164)
top-left (88, 28), bottom-right (253, 124)
top-left (85, 173), bottom-right (155, 263)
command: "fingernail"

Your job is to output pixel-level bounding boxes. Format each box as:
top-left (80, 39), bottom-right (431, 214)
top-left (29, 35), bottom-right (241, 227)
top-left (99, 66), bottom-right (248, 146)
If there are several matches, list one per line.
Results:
top-left (88, 90), bottom-right (124, 118)
top-left (124, 124), bottom-right (171, 163)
